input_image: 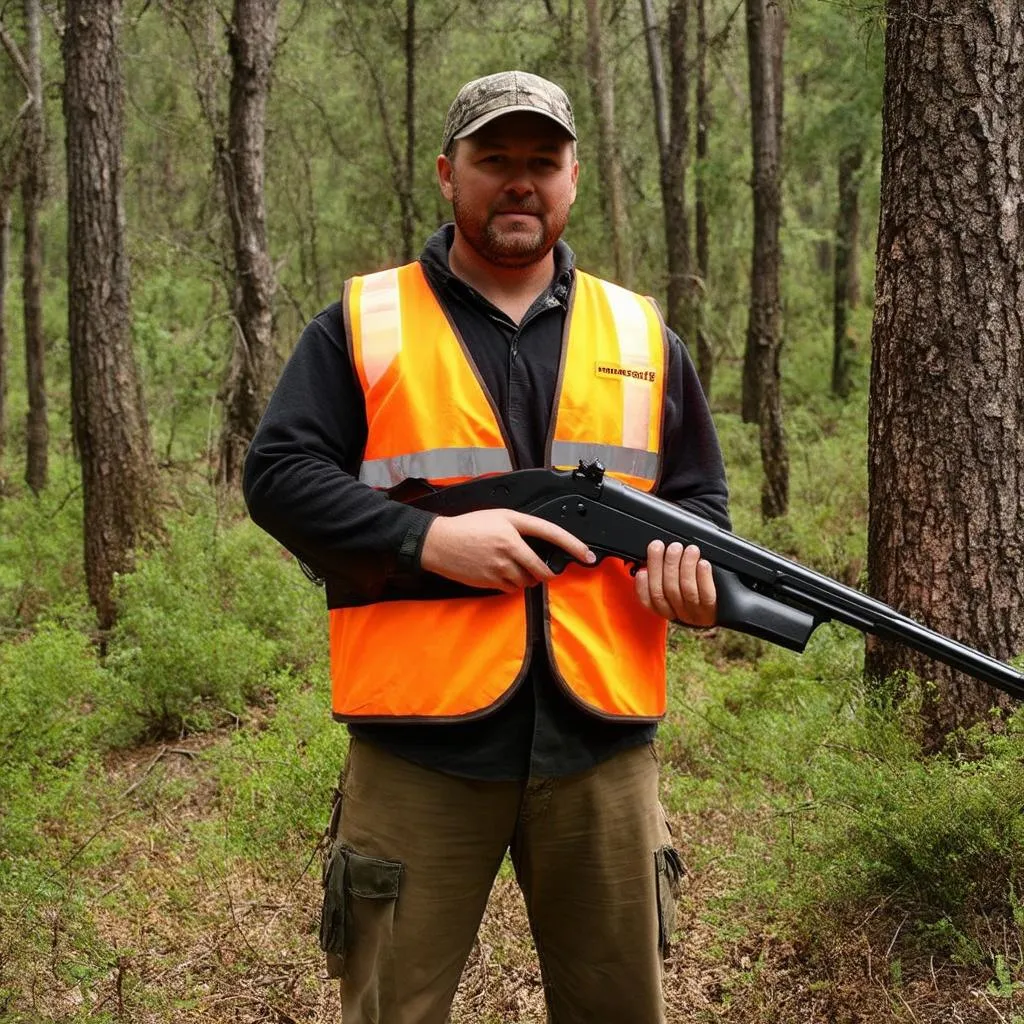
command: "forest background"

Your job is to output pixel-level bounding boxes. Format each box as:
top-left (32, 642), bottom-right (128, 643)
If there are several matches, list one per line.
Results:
top-left (1, 0), bottom-right (1023, 1022)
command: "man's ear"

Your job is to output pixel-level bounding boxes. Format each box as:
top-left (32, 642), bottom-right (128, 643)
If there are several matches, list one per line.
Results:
top-left (569, 160), bottom-right (579, 205)
top-left (437, 154), bottom-right (454, 202)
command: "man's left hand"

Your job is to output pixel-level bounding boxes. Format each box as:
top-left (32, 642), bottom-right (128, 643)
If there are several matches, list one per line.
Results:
top-left (635, 540), bottom-right (717, 626)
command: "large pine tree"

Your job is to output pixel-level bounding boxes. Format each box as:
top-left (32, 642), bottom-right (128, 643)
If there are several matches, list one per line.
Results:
top-left (867, 0), bottom-right (1024, 745)
top-left (65, 0), bottom-right (158, 628)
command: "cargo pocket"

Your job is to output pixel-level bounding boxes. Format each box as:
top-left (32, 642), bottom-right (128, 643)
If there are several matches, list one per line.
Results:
top-left (319, 844), bottom-right (403, 979)
top-left (654, 845), bottom-right (685, 956)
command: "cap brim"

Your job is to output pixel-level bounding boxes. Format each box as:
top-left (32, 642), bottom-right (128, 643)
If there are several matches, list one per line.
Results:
top-left (453, 105), bottom-right (577, 141)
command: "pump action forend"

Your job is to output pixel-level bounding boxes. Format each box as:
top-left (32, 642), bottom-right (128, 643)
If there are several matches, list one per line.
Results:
top-left (407, 460), bottom-right (1024, 702)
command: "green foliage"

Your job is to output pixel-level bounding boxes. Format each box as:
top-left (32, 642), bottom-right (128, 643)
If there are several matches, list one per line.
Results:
top-left (0, 626), bottom-right (114, 859)
top-left (664, 625), bottom-right (1024, 962)
top-left (777, 705), bottom-right (1024, 955)
top-left (106, 506), bottom-right (325, 740)
top-left (209, 668), bottom-right (342, 860)
top-left (0, 468), bottom-right (89, 630)
top-left (0, 624), bottom-right (112, 767)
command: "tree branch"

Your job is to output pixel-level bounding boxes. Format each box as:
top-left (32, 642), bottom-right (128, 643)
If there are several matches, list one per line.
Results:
top-left (0, 18), bottom-right (32, 91)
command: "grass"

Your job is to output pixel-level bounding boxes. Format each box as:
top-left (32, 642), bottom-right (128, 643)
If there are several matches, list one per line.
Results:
top-left (2, 313), bottom-right (1023, 1021)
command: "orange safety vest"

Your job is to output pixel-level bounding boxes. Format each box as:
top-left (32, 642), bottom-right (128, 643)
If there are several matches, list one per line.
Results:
top-left (330, 261), bottom-right (669, 722)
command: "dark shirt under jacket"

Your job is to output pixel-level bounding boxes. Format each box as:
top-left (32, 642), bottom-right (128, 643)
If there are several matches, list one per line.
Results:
top-left (243, 224), bottom-right (731, 781)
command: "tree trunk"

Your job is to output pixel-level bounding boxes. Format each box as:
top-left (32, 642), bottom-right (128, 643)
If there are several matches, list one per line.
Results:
top-left (664, 0), bottom-right (693, 342)
top-left (866, 0), bottom-right (1023, 746)
top-left (743, 0), bottom-right (788, 518)
top-left (402, 0), bottom-right (416, 264)
top-left (216, 0), bottom-right (279, 488)
top-left (0, 200), bottom-right (9, 481)
top-left (831, 143), bottom-right (862, 399)
top-left (22, 0), bottom-right (46, 495)
top-left (639, 0), bottom-right (693, 341)
top-left (584, 0), bottom-right (630, 284)
top-left (741, 0), bottom-right (784, 428)
top-left (65, 0), bottom-right (159, 629)
top-left (694, 0), bottom-right (713, 396)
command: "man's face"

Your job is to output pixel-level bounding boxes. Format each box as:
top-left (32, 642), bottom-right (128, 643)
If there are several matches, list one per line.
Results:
top-left (437, 112), bottom-right (579, 269)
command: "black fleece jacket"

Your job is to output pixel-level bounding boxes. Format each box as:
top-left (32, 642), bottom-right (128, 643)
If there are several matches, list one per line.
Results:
top-left (243, 225), bottom-right (730, 780)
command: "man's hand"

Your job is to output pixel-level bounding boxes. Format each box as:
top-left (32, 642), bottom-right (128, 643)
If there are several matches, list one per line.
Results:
top-left (635, 540), bottom-right (717, 626)
top-left (420, 510), bottom-right (596, 593)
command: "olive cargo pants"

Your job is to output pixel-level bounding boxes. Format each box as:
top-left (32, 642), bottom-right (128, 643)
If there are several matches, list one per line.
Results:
top-left (320, 736), bottom-right (684, 1024)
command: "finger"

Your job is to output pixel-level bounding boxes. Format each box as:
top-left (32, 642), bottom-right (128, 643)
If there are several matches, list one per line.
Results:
top-left (696, 558), bottom-right (717, 610)
top-left (511, 543), bottom-right (556, 585)
top-left (662, 542), bottom-right (686, 619)
top-left (635, 567), bottom-right (652, 611)
top-left (645, 540), bottom-right (674, 620)
top-left (678, 545), bottom-right (702, 611)
top-left (508, 512), bottom-right (596, 566)
top-left (499, 561), bottom-right (535, 591)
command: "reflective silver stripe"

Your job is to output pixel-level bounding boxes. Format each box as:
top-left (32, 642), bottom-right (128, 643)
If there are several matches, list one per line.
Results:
top-left (597, 279), bottom-right (653, 452)
top-left (359, 268), bottom-right (402, 389)
top-left (359, 447), bottom-right (514, 488)
top-left (550, 442), bottom-right (658, 481)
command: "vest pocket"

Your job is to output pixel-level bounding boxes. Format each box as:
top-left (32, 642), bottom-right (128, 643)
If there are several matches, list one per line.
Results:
top-left (320, 844), bottom-right (403, 978)
top-left (654, 845), bottom-right (685, 956)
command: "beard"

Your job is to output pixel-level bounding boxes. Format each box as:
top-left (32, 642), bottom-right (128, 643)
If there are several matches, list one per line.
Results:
top-left (450, 181), bottom-right (570, 269)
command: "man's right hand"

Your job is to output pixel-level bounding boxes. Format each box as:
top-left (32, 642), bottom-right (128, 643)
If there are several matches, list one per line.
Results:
top-left (419, 510), bottom-right (596, 593)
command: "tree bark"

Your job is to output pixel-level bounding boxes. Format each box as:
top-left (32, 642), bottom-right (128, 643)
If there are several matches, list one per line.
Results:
top-left (665, 0), bottom-right (695, 342)
top-left (0, 200), bottom-right (9, 479)
top-left (694, 0), bottom-right (713, 396)
top-left (640, 0), bottom-right (693, 340)
top-left (216, 0), bottom-right (279, 488)
top-left (831, 143), bottom-right (862, 399)
top-left (584, 0), bottom-right (631, 285)
top-left (743, 0), bottom-right (788, 517)
top-left (22, 0), bottom-right (46, 495)
top-left (64, 0), bottom-right (159, 629)
top-left (402, 0), bottom-right (416, 264)
top-left (866, 0), bottom-right (1024, 745)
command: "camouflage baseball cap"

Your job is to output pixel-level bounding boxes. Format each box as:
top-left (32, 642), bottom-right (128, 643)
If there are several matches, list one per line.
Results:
top-left (441, 71), bottom-right (577, 153)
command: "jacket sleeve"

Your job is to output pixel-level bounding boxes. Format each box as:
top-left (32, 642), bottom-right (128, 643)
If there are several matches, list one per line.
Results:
top-left (656, 329), bottom-right (731, 530)
top-left (242, 302), bottom-right (436, 586)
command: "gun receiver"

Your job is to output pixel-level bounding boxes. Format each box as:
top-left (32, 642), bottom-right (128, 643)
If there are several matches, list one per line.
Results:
top-left (408, 461), bottom-right (1024, 702)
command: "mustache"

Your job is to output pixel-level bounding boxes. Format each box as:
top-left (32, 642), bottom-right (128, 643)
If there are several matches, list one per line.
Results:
top-left (491, 201), bottom-right (543, 216)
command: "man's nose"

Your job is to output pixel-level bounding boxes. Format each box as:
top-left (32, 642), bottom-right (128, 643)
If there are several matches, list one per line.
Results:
top-left (504, 179), bottom-right (534, 200)
top-left (503, 165), bottom-right (534, 195)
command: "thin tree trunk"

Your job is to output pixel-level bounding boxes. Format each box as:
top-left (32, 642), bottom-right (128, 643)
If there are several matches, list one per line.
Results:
top-left (216, 0), bottom-right (279, 488)
top-left (22, 0), bottom-right (46, 495)
top-left (639, 0), bottom-right (669, 160)
top-left (0, 200), bottom-right (9, 480)
top-left (639, 0), bottom-right (692, 339)
top-left (584, 0), bottom-right (630, 284)
top-left (831, 143), bottom-right (862, 399)
top-left (743, 0), bottom-right (788, 518)
top-left (866, 0), bottom-right (1023, 746)
top-left (65, 0), bottom-right (159, 629)
top-left (694, 0), bottom-right (713, 396)
top-left (402, 0), bottom-right (415, 264)
top-left (664, 0), bottom-right (693, 342)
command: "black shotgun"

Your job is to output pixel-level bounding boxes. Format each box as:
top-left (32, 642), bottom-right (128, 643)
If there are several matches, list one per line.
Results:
top-left (405, 461), bottom-right (1024, 702)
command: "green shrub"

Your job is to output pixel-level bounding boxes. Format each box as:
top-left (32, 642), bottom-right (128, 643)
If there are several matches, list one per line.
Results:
top-left (106, 506), bottom-right (325, 739)
top-left (758, 688), bottom-right (1024, 952)
top-left (0, 624), bottom-right (114, 768)
top-left (0, 470), bottom-right (88, 630)
top-left (0, 625), bottom-right (114, 860)
top-left (208, 668), bottom-right (343, 860)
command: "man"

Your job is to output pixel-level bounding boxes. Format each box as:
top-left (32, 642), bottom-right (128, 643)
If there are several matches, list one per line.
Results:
top-left (244, 70), bottom-right (729, 1023)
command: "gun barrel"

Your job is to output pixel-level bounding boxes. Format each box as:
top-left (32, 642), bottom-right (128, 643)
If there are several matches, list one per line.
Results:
top-left (597, 477), bottom-right (1024, 701)
top-left (407, 467), bottom-right (1024, 701)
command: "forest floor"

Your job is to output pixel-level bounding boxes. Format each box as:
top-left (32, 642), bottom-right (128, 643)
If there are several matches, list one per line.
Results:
top-left (4, 721), bottom-right (1019, 1024)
